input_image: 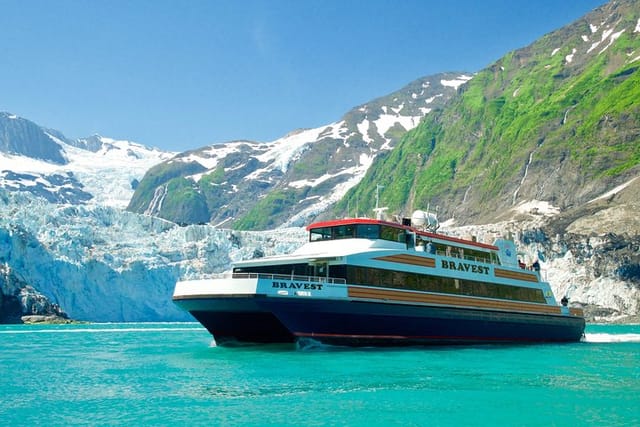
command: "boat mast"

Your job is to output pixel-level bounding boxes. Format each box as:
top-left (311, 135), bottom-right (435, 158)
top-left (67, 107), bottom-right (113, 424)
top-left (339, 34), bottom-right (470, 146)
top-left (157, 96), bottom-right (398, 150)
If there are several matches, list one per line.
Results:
top-left (373, 184), bottom-right (388, 220)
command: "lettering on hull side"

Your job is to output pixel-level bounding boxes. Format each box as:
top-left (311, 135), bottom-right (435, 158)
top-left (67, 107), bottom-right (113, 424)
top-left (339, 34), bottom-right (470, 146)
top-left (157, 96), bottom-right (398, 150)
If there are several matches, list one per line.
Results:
top-left (271, 281), bottom-right (324, 290)
top-left (440, 260), bottom-right (490, 275)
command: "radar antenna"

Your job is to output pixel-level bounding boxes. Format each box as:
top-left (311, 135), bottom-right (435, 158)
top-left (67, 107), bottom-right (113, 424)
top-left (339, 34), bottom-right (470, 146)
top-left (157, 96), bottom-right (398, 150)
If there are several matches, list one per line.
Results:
top-left (411, 204), bottom-right (439, 232)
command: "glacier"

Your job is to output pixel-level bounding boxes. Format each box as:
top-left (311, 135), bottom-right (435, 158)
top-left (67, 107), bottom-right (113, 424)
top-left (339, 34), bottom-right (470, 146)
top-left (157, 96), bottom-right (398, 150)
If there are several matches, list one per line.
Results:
top-left (0, 189), bottom-right (307, 322)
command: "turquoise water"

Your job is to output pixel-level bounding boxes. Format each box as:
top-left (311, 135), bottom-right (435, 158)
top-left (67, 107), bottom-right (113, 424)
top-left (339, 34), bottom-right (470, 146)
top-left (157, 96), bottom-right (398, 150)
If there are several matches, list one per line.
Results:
top-left (1, 323), bottom-right (638, 426)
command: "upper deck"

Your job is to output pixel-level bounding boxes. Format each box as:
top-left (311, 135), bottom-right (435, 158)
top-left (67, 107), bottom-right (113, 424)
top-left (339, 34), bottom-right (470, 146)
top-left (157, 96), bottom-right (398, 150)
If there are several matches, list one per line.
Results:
top-left (307, 218), bottom-right (499, 250)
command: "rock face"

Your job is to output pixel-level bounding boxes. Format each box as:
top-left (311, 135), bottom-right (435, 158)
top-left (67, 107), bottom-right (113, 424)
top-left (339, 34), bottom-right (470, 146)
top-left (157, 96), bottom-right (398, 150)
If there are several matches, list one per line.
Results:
top-left (0, 264), bottom-right (70, 323)
top-left (0, 112), bottom-right (68, 164)
top-left (444, 181), bottom-right (640, 323)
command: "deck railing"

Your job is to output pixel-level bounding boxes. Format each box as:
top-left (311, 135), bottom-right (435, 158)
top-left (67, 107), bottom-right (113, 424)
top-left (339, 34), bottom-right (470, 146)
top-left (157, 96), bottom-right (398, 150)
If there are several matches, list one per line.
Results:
top-left (434, 249), bottom-right (497, 265)
top-left (227, 272), bottom-right (347, 284)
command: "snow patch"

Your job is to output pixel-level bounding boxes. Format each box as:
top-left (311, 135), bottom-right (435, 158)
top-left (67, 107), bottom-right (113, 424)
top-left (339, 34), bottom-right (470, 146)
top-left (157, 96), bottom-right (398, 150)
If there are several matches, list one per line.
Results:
top-left (565, 48), bottom-right (577, 63)
top-left (391, 104), bottom-right (404, 114)
top-left (357, 119), bottom-right (374, 144)
top-left (374, 114), bottom-right (421, 139)
top-left (599, 29), bottom-right (625, 55)
top-left (551, 48), bottom-right (560, 56)
top-left (318, 121), bottom-right (348, 140)
top-left (589, 177), bottom-right (638, 203)
top-left (512, 200), bottom-right (560, 217)
top-left (425, 95), bottom-right (441, 104)
top-left (587, 26), bottom-right (624, 55)
top-left (635, 18), bottom-right (640, 33)
top-left (280, 153), bottom-right (376, 227)
top-left (181, 144), bottom-right (245, 170)
top-left (256, 128), bottom-right (321, 171)
top-left (440, 75), bottom-right (472, 90)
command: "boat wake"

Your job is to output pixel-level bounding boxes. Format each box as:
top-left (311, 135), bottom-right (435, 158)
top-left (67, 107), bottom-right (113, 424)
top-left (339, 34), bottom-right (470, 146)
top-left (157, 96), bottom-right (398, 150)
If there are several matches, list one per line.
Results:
top-left (582, 333), bottom-right (640, 343)
top-left (0, 327), bottom-right (201, 334)
top-left (296, 337), bottom-right (337, 351)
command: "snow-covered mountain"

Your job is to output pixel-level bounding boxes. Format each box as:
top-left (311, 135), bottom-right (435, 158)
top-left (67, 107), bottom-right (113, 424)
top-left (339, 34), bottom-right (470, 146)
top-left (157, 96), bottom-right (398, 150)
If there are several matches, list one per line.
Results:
top-left (0, 113), bottom-right (174, 208)
top-left (127, 73), bottom-right (472, 229)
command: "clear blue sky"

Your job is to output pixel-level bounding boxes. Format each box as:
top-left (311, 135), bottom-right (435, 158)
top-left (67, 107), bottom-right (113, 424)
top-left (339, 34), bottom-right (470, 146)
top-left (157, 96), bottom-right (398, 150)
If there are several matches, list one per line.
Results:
top-left (0, 0), bottom-right (606, 152)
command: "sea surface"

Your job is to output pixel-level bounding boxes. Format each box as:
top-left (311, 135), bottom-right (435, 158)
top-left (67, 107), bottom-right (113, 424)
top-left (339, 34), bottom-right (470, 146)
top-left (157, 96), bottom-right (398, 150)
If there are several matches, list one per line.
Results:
top-left (1, 323), bottom-right (638, 426)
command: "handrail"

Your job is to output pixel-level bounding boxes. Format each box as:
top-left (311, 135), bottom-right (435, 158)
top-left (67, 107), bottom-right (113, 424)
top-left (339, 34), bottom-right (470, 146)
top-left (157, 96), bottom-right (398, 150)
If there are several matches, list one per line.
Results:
top-left (228, 272), bottom-right (347, 284)
top-left (435, 250), bottom-right (497, 265)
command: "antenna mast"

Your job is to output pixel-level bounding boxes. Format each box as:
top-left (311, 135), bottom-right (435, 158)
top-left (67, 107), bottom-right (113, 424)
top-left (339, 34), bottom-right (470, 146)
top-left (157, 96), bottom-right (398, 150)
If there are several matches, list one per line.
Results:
top-left (373, 184), bottom-right (388, 220)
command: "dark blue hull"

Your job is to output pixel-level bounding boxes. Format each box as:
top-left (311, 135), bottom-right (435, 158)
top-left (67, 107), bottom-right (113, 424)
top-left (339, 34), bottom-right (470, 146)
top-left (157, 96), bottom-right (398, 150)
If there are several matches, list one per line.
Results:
top-left (175, 295), bottom-right (585, 346)
top-left (263, 298), bottom-right (585, 345)
top-left (175, 296), bottom-right (295, 344)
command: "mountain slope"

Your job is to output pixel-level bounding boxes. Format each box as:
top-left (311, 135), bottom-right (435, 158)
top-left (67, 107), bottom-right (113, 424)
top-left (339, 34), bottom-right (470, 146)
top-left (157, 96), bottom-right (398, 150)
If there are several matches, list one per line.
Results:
top-left (127, 73), bottom-right (471, 229)
top-left (0, 114), bottom-right (174, 207)
top-left (336, 0), bottom-right (640, 225)
top-left (0, 112), bottom-right (68, 164)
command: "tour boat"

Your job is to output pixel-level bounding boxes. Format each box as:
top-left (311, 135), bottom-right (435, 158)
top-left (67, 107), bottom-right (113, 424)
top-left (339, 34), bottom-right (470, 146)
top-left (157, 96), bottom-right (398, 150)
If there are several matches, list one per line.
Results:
top-left (173, 211), bottom-right (585, 346)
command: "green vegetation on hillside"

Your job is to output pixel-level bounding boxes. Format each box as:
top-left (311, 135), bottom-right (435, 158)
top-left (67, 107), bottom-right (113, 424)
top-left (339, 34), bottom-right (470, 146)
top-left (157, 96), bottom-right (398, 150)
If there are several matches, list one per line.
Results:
top-left (335, 4), bottom-right (640, 223)
top-left (234, 188), bottom-right (305, 230)
top-left (127, 160), bottom-right (205, 213)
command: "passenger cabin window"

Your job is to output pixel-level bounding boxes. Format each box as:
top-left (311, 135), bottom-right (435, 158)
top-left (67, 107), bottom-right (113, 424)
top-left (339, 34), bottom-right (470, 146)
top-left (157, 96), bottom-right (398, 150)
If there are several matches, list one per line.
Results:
top-left (346, 265), bottom-right (546, 304)
top-left (417, 239), bottom-right (496, 264)
top-left (310, 227), bottom-right (333, 241)
top-left (356, 224), bottom-right (379, 239)
top-left (309, 223), bottom-right (407, 243)
top-left (380, 225), bottom-right (406, 243)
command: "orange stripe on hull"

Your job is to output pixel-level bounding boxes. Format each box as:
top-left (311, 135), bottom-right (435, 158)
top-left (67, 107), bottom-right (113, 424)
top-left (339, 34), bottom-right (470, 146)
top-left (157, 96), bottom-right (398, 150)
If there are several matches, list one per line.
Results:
top-left (374, 254), bottom-right (436, 268)
top-left (570, 307), bottom-right (584, 317)
top-left (494, 268), bottom-right (539, 283)
top-left (347, 286), bottom-right (563, 315)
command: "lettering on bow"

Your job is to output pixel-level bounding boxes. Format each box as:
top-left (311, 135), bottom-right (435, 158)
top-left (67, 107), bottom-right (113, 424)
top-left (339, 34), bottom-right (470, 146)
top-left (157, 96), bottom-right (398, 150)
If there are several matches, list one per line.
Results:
top-left (272, 281), bottom-right (324, 290)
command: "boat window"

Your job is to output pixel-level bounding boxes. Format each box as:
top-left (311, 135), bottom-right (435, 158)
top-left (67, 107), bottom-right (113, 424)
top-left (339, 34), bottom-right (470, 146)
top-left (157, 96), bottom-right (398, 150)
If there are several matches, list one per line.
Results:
top-left (309, 223), bottom-right (407, 243)
top-left (310, 224), bottom-right (384, 242)
top-left (310, 227), bottom-right (332, 241)
top-left (380, 225), bottom-right (405, 243)
top-left (427, 241), bottom-right (494, 264)
top-left (356, 224), bottom-right (380, 239)
top-left (334, 225), bottom-right (356, 239)
top-left (346, 265), bottom-right (546, 304)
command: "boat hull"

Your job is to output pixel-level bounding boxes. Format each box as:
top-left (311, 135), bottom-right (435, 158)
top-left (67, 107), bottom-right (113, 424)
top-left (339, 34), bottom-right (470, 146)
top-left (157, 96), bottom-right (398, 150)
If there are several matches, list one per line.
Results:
top-left (267, 298), bottom-right (585, 345)
top-left (174, 296), bottom-right (295, 344)
top-left (175, 295), bottom-right (585, 346)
